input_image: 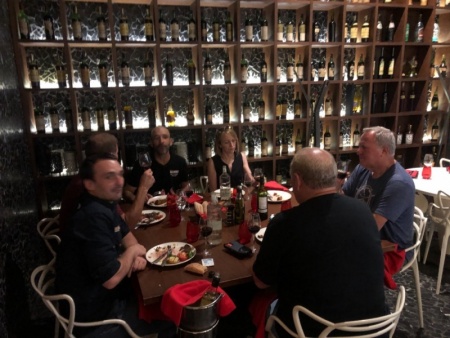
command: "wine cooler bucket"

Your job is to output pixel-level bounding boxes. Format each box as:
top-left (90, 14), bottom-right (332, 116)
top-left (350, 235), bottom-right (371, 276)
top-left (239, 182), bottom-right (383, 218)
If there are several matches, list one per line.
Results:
top-left (178, 319), bottom-right (219, 338)
top-left (180, 293), bottom-right (223, 331)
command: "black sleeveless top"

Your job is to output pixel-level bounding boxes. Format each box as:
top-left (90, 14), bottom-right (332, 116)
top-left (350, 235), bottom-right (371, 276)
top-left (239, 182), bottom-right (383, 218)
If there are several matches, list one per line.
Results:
top-left (212, 153), bottom-right (244, 188)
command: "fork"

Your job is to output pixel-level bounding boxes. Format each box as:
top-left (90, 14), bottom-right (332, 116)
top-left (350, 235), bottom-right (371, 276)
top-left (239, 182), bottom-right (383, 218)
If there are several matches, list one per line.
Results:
top-left (161, 245), bottom-right (172, 267)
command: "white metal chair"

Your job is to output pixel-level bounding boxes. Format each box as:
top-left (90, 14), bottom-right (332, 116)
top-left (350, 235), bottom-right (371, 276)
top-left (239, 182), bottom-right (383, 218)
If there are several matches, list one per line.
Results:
top-left (37, 216), bottom-right (61, 265)
top-left (266, 286), bottom-right (405, 338)
top-left (423, 190), bottom-right (450, 294)
top-left (439, 158), bottom-right (450, 167)
top-left (31, 263), bottom-right (143, 338)
top-left (397, 207), bottom-right (427, 328)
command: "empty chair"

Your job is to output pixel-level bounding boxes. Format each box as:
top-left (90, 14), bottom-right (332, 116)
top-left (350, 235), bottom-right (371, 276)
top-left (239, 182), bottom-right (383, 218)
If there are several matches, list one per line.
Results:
top-left (31, 264), bottom-right (142, 338)
top-left (37, 216), bottom-right (61, 264)
top-left (423, 190), bottom-right (450, 294)
top-left (439, 158), bottom-right (450, 167)
top-left (266, 286), bottom-right (405, 338)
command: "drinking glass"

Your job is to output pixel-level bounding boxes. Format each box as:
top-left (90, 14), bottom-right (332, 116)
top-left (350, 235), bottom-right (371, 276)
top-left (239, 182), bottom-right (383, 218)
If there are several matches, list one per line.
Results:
top-left (138, 151), bottom-right (152, 169)
top-left (253, 168), bottom-right (263, 186)
top-left (422, 154), bottom-right (434, 179)
top-left (199, 218), bottom-right (212, 257)
top-left (336, 159), bottom-right (351, 179)
top-left (243, 173), bottom-right (253, 201)
top-left (184, 182), bottom-right (194, 211)
top-left (248, 212), bottom-right (261, 253)
top-left (176, 189), bottom-right (187, 211)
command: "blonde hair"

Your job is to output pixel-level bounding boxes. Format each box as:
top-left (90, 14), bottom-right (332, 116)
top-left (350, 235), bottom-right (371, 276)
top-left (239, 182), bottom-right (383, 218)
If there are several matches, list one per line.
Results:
top-left (214, 126), bottom-right (240, 156)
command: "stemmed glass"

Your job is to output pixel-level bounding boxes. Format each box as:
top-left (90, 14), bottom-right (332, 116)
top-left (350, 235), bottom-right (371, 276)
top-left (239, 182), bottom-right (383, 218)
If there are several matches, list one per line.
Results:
top-left (248, 212), bottom-right (261, 253)
top-left (184, 182), bottom-right (194, 211)
top-left (243, 173), bottom-right (253, 201)
top-left (176, 189), bottom-right (187, 211)
top-left (199, 218), bottom-right (212, 257)
top-left (138, 151), bottom-right (152, 169)
top-left (253, 168), bottom-right (263, 183)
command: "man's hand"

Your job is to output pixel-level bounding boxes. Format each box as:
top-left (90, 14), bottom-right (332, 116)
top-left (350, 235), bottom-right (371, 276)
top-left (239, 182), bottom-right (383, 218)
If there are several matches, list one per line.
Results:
top-left (129, 256), bottom-right (147, 276)
top-left (140, 169), bottom-right (155, 191)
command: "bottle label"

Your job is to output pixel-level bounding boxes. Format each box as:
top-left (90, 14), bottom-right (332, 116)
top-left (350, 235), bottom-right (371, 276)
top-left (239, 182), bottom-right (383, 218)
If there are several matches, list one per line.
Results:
top-left (122, 67), bottom-right (130, 84)
top-left (276, 66), bottom-right (281, 81)
top-left (50, 113), bottom-right (59, 129)
top-left (397, 134), bottom-right (403, 144)
top-left (241, 67), bottom-right (248, 82)
top-left (261, 27), bottom-right (268, 41)
top-left (205, 146), bottom-right (211, 159)
top-left (244, 107), bottom-right (251, 120)
top-left (80, 68), bottom-right (90, 85)
top-left (259, 107), bottom-right (265, 120)
top-left (120, 22), bottom-right (129, 37)
top-left (19, 20), bottom-right (29, 36)
top-left (361, 27), bottom-right (369, 39)
top-left (30, 68), bottom-right (39, 83)
top-left (99, 68), bottom-right (108, 84)
top-left (350, 27), bottom-right (357, 39)
top-left (353, 135), bottom-right (360, 147)
top-left (405, 134), bottom-right (413, 144)
top-left (261, 141), bottom-right (268, 156)
top-left (245, 25), bottom-right (253, 41)
top-left (171, 23), bottom-right (180, 39)
top-left (277, 24), bottom-right (284, 41)
top-left (213, 23), bottom-right (220, 41)
top-left (144, 66), bottom-right (152, 83)
top-left (286, 25), bottom-right (294, 42)
top-left (82, 111), bottom-right (91, 130)
top-left (295, 104), bottom-right (302, 117)
top-left (297, 66), bottom-right (303, 80)
top-left (98, 22), bottom-right (106, 39)
top-left (226, 24), bottom-right (233, 41)
top-left (319, 67), bottom-right (326, 79)
top-left (73, 21), bottom-right (82, 39)
top-left (287, 66), bottom-right (294, 80)
top-left (145, 22), bottom-right (154, 37)
top-left (378, 60), bottom-right (384, 76)
top-left (220, 187), bottom-right (231, 200)
top-left (35, 115), bottom-right (45, 132)
top-left (324, 137), bottom-right (331, 149)
top-left (188, 23), bottom-right (196, 40)
top-left (258, 196), bottom-right (267, 214)
top-left (357, 65), bottom-right (364, 77)
top-left (328, 67), bottom-right (335, 78)
top-left (57, 69), bottom-right (66, 84)
top-left (204, 69), bottom-right (212, 83)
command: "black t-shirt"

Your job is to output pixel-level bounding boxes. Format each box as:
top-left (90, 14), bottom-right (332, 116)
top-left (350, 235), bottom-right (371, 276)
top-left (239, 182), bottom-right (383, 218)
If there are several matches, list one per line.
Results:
top-left (127, 153), bottom-right (188, 194)
top-left (253, 194), bottom-right (386, 337)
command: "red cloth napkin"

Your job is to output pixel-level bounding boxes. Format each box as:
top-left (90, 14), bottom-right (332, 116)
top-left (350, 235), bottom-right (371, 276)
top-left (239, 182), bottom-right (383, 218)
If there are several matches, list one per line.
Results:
top-left (161, 280), bottom-right (236, 326)
top-left (406, 169), bottom-right (418, 178)
top-left (264, 181), bottom-right (289, 191)
top-left (186, 193), bottom-right (203, 204)
top-left (384, 246), bottom-right (406, 290)
top-left (248, 289), bottom-right (278, 338)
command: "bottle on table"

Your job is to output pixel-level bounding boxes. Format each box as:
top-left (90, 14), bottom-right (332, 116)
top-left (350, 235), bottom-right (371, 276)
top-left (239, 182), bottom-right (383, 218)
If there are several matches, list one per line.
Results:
top-left (257, 176), bottom-right (268, 221)
top-left (234, 185), bottom-right (245, 225)
top-left (207, 194), bottom-right (223, 245)
top-left (220, 165), bottom-right (231, 201)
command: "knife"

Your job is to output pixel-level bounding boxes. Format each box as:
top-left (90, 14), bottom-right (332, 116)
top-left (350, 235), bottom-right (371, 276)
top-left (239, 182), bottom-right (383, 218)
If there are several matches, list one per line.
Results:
top-left (161, 245), bottom-right (172, 267)
top-left (151, 250), bottom-right (168, 264)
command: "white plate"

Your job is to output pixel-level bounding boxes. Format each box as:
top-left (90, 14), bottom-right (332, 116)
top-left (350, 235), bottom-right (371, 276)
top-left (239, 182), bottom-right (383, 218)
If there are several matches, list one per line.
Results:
top-left (267, 190), bottom-right (291, 203)
top-left (138, 210), bottom-right (166, 225)
top-left (146, 242), bottom-right (196, 266)
top-left (147, 195), bottom-right (168, 208)
top-left (213, 189), bottom-right (245, 198)
top-left (255, 227), bottom-right (266, 243)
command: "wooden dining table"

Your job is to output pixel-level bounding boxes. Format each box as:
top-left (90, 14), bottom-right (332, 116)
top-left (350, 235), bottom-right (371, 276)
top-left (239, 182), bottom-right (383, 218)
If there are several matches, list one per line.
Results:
top-left (131, 192), bottom-right (396, 305)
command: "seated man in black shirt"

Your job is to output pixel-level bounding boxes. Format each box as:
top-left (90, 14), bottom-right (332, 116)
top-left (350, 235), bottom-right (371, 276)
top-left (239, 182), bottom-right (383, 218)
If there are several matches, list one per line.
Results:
top-left (124, 126), bottom-right (188, 200)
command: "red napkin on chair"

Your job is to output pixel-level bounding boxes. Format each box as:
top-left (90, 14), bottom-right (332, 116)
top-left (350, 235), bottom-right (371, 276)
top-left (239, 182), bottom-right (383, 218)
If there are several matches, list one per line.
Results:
top-left (384, 246), bottom-right (406, 290)
top-left (161, 280), bottom-right (236, 326)
top-left (264, 181), bottom-right (289, 191)
top-left (186, 193), bottom-right (203, 204)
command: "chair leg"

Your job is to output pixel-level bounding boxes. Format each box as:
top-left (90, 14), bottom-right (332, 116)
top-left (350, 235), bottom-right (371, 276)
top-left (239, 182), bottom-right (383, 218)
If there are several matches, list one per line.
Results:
top-left (423, 223), bottom-right (435, 264)
top-left (412, 260), bottom-right (424, 328)
top-left (436, 226), bottom-right (450, 295)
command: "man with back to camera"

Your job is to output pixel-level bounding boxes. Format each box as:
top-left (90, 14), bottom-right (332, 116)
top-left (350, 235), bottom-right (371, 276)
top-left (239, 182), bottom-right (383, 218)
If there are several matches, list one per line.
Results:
top-left (56, 153), bottom-right (174, 338)
top-left (342, 126), bottom-right (415, 288)
top-left (59, 132), bottom-right (155, 231)
top-left (124, 126), bottom-right (188, 200)
top-left (253, 148), bottom-right (386, 337)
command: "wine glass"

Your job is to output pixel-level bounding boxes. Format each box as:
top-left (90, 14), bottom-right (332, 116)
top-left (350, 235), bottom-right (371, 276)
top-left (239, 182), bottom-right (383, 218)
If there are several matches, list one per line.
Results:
top-left (248, 212), bottom-right (261, 253)
top-left (138, 151), bottom-right (152, 169)
top-left (422, 153), bottom-right (434, 179)
top-left (199, 218), bottom-right (212, 257)
top-left (243, 173), bottom-right (253, 201)
top-left (253, 168), bottom-right (263, 187)
top-left (184, 182), bottom-right (194, 211)
top-left (176, 189), bottom-right (187, 211)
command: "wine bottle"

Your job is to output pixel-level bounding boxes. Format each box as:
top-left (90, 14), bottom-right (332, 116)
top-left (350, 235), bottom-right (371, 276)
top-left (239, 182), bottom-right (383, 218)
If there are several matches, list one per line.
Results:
top-left (171, 13), bottom-right (180, 42)
top-left (159, 10), bottom-right (166, 41)
top-left (387, 14), bottom-right (395, 42)
top-left (318, 57), bottom-right (326, 81)
top-left (281, 97), bottom-right (288, 120)
top-left (433, 15), bottom-right (440, 43)
top-left (96, 106), bottom-right (105, 131)
top-left (261, 130), bottom-right (269, 157)
top-left (325, 92), bottom-right (332, 116)
top-left (324, 126), bottom-right (331, 151)
top-left (294, 92), bottom-right (302, 118)
top-left (382, 84), bottom-right (389, 113)
top-left (124, 104), bottom-right (133, 129)
top-left (439, 54), bottom-right (447, 77)
top-left (81, 106), bottom-right (91, 131)
top-left (345, 20), bottom-right (350, 43)
top-left (387, 48), bottom-right (395, 79)
top-left (188, 12), bottom-right (196, 41)
top-left (245, 13), bottom-right (253, 42)
top-left (377, 47), bottom-right (385, 79)
top-left (28, 53), bottom-right (40, 89)
top-left (226, 11), bottom-right (233, 42)
top-left (353, 124), bottom-right (361, 148)
top-left (286, 19), bottom-right (294, 42)
top-left (223, 103), bottom-right (230, 124)
top-left (234, 186), bottom-right (245, 225)
top-left (350, 14), bottom-right (358, 43)
top-left (357, 54), bottom-right (365, 80)
top-left (296, 55), bottom-right (304, 81)
top-left (145, 7), bottom-right (154, 41)
top-left (339, 130), bottom-right (344, 149)
top-left (258, 96), bottom-right (265, 121)
top-left (205, 141), bottom-right (212, 161)
top-left (353, 85), bottom-right (363, 114)
top-left (204, 53), bottom-right (212, 84)
top-left (213, 17), bottom-right (220, 42)
top-left (121, 53), bottom-right (130, 87)
top-left (277, 18), bottom-right (284, 42)
top-left (165, 56), bottom-right (173, 85)
top-left (248, 138), bottom-right (255, 157)
top-left (329, 14), bottom-right (336, 42)
top-left (241, 133), bottom-right (247, 155)
top-left (205, 96), bottom-right (212, 125)
top-left (201, 13), bottom-right (207, 42)
top-left (276, 59), bottom-right (281, 82)
top-left (98, 57), bottom-right (108, 88)
top-left (166, 102), bottom-right (175, 127)
top-left (431, 86), bottom-right (439, 110)
top-left (43, 7), bottom-right (55, 40)
top-left (275, 97), bottom-right (282, 120)
top-left (119, 8), bottom-right (129, 41)
top-left (399, 82), bottom-right (406, 112)
top-left (143, 56), bottom-right (153, 86)
top-left (224, 53), bottom-right (231, 84)
top-left (415, 14), bottom-right (424, 42)
top-left (371, 90), bottom-right (377, 113)
top-left (18, 4), bottom-right (30, 40)
top-left (72, 4), bottom-right (82, 41)
top-left (79, 53), bottom-right (90, 88)
top-left (257, 176), bottom-right (268, 221)
top-left (431, 120), bottom-right (440, 141)
top-left (396, 125), bottom-right (403, 145)
top-left (107, 105), bottom-right (117, 130)
top-left (243, 96), bottom-right (251, 122)
top-left (260, 54), bottom-right (267, 83)
top-left (187, 58), bottom-right (196, 85)
top-left (220, 165), bottom-right (231, 201)
top-left (240, 54), bottom-right (248, 83)
top-left (328, 54), bottom-right (335, 80)
top-left (55, 58), bottom-right (66, 89)
top-left (275, 134), bottom-right (281, 155)
top-left (260, 12), bottom-right (268, 42)
top-left (97, 6), bottom-right (107, 41)
top-left (313, 19), bottom-right (320, 42)
top-left (281, 130), bottom-right (288, 155)
top-left (405, 124), bottom-right (414, 145)
top-left (49, 101), bottom-right (59, 133)
top-left (299, 14), bottom-right (306, 42)
top-left (405, 21), bottom-right (410, 42)
top-left (347, 58), bottom-right (355, 81)
top-left (430, 49), bottom-right (436, 78)
top-left (147, 99), bottom-right (156, 128)
top-left (295, 129), bottom-right (303, 153)
top-left (409, 82), bottom-right (416, 111)
top-left (376, 14), bottom-right (382, 42)
top-left (35, 105), bottom-right (45, 134)
top-left (361, 15), bottom-right (370, 42)
top-left (287, 57), bottom-right (294, 82)
top-left (65, 101), bottom-right (74, 132)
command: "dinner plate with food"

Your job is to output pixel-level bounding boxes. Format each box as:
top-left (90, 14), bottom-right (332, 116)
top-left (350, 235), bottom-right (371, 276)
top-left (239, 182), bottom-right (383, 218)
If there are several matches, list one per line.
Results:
top-left (146, 242), bottom-right (196, 266)
top-left (137, 210), bottom-right (166, 226)
top-left (255, 227), bottom-right (266, 243)
top-left (267, 190), bottom-right (291, 203)
top-left (213, 188), bottom-right (245, 199)
top-left (147, 195), bottom-right (167, 207)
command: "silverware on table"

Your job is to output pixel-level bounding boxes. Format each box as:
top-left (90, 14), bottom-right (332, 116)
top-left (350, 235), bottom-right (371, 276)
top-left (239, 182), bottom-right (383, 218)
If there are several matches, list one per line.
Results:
top-left (161, 245), bottom-right (172, 267)
top-left (151, 250), bottom-right (168, 264)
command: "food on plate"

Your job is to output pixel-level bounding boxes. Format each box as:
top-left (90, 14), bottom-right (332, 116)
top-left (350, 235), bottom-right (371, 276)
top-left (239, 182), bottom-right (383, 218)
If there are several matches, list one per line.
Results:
top-left (184, 262), bottom-right (208, 275)
top-left (269, 192), bottom-right (283, 201)
top-left (140, 211), bottom-right (163, 224)
top-left (166, 256), bottom-right (179, 264)
top-left (153, 197), bottom-right (167, 205)
top-left (177, 251), bottom-right (189, 261)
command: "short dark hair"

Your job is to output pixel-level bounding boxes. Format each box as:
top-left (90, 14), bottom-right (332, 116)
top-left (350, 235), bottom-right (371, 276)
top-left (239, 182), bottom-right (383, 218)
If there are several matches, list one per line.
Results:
top-left (80, 153), bottom-right (118, 181)
top-left (84, 133), bottom-right (118, 157)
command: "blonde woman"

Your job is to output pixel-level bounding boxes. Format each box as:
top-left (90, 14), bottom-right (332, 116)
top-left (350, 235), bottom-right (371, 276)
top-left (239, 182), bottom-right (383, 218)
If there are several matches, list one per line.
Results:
top-left (207, 127), bottom-right (254, 192)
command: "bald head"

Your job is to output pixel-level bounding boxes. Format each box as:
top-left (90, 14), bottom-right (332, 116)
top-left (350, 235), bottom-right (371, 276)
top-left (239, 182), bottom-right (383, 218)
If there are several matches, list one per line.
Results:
top-left (84, 133), bottom-right (118, 158)
top-left (290, 148), bottom-right (337, 190)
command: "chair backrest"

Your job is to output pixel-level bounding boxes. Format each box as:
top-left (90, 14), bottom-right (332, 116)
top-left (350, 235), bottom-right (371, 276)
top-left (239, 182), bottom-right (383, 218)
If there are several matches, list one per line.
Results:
top-left (400, 207), bottom-right (428, 272)
top-left (292, 286), bottom-right (406, 338)
top-left (266, 287), bottom-right (406, 338)
top-left (428, 190), bottom-right (450, 224)
top-left (31, 264), bottom-right (142, 338)
top-left (439, 158), bottom-right (450, 167)
top-left (37, 216), bottom-right (61, 263)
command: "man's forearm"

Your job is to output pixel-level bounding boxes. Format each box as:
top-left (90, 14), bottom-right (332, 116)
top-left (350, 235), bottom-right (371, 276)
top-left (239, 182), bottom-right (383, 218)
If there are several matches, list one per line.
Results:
top-left (124, 185), bottom-right (149, 227)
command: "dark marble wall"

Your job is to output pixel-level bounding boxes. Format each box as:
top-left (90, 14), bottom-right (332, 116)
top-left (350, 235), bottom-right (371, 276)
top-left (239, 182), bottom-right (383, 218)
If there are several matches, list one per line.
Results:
top-left (0, 0), bottom-right (50, 336)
